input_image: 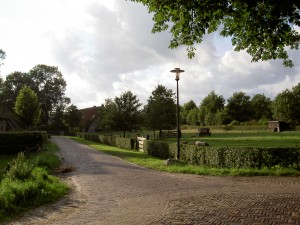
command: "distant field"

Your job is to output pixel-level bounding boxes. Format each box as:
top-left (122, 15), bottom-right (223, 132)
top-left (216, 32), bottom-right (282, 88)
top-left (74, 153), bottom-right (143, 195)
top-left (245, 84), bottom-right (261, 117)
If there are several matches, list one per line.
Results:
top-left (97, 129), bottom-right (300, 148)
top-left (180, 131), bottom-right (300, 148)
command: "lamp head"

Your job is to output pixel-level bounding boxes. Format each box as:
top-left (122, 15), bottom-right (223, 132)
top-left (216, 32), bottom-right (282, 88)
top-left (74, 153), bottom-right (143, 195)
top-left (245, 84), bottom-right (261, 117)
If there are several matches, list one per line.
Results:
top-left (170, 68), bottom-right (184, 81)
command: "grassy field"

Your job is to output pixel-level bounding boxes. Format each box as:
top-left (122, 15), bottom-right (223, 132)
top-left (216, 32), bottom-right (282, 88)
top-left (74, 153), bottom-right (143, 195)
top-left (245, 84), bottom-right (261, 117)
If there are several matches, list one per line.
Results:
top-left (180, 131), bottom-right (300, 148)
top-left (97, 128), bottom-right (300, 148)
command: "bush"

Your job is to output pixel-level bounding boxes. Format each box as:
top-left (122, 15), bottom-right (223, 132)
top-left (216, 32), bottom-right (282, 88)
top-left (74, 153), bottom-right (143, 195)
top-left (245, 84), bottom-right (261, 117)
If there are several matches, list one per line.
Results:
top-left (115, 137), bottom-right (135, 150)
top-left (143, 140), bottom-right (175, 159)
top-left (179, 145), bottom-right (300, 169)
top-left (99, 135), bottom-right (116, 146)
top-left (0, 131), bottom-right (47, 155)
top-left (0, 152), bottom-right (68, 220)
top-left (4, 152), bottom-right (37, 181)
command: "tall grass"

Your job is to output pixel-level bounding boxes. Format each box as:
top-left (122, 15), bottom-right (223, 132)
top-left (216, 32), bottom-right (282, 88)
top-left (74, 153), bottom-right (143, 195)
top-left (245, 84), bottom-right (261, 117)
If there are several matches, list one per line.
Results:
top-left (0, 142), bottom-right (69, 222)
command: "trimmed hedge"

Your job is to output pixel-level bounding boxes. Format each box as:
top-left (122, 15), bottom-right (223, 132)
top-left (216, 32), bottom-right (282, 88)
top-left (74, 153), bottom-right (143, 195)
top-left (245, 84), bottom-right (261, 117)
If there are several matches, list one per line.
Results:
top-left (82, 133), bottom-right (135, 150)
top-left (0, 131), bottom-right (47, 155)
top-left (143, 140), bottom-right (300, 169)
top-left (143, 140), bottom-right (175, 159)
top-left (77, 134), bottom-right (300, 169)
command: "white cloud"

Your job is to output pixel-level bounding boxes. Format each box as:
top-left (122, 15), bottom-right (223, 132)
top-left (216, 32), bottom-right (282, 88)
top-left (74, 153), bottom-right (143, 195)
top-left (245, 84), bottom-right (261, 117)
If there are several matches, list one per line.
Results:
top-left (1, 0), bottom-right (299, 109)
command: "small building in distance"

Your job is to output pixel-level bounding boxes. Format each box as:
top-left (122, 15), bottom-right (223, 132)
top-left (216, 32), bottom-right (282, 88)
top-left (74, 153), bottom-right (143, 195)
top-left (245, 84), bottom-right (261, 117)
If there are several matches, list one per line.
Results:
top-left (268, 121), bottom-right (289, 132)
top-left (80, 106), bottom-right (101, 132)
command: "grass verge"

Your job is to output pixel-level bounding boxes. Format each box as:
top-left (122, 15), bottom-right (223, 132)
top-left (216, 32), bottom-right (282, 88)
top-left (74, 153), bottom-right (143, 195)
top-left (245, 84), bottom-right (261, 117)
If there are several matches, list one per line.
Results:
top-left (69, 136), bottom-right (300, 177)
top-left (0, 141), bottom-right (69, 222)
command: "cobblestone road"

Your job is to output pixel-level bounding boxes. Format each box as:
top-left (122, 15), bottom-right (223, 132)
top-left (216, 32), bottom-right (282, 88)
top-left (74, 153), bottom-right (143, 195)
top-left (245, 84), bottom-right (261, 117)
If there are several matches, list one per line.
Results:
top-left (7, 137), bottom-right (300, 225)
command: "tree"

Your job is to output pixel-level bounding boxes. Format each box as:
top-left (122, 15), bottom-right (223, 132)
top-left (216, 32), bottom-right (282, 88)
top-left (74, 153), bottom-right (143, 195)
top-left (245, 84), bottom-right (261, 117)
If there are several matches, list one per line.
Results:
top-left (186, 108), bottom-right (199, 125)
top-left (14, 86), bottom-right (40, 128)
top-left (181, 100), bottom-right (197, 124)
top-left (114, 91), bottom-right (142, 137)
top-left (99, 98), bottom-right (117, 131)
top-left (272, 82), bottom-right (300, 124)
top-left (129, 0), bottom-right (300, 67)
top-left (0, 72), bottom-right (33, 109)
top-left (49, 104), bottom-right (67, 131)
top-left (199, 91), bottom-right (225, 125)
top-left (251, 94), bottom-right (272, 120)
top-left (0, 65), bottom-right (69, 127)
top-left (226, 92), bottom-right (252, 122)
top-left (144, 85), bottom-right (176, 133)
top-left (64, 104), bottom-right (82, 131)
top-left (29, 64), bottom-right (69, 126)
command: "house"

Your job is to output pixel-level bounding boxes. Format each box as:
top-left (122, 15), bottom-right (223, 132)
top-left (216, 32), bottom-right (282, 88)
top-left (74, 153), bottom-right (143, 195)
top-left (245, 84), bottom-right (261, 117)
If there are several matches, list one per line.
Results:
top-left (0, 104), bottom-right (24, 131)
top-left (80, 106), bottom-right (101, 132)
top-left (268, 121), bottom-right (289, 132)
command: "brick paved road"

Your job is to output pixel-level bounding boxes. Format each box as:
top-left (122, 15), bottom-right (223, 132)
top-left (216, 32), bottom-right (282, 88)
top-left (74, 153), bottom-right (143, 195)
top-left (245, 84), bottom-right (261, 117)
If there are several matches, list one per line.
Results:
top-left (8, 137), bottom-right (300, 225)
top-left (151, 193), bottom-right (300, 225)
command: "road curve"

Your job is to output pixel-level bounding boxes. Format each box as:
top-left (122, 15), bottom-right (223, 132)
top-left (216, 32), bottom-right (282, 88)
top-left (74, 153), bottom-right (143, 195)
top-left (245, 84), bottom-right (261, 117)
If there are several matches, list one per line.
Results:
top-left (8, 136), bottom-right (300, 225)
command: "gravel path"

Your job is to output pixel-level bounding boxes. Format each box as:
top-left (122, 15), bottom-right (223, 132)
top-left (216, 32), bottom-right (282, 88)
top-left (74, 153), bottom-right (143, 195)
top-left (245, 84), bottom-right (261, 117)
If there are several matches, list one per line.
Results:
top-left (7, 136), bottom-right (300, 225)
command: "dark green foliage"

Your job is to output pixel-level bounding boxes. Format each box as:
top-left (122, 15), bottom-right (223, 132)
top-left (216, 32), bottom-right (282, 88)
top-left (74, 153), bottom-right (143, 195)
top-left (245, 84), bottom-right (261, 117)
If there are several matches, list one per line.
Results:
top-left (0, 152), bottom-right (68, 220)
top-left (4, 152), bottom-right (37, 181)
top-left (272, 83), bottom-right (300, 125)
top-left (99, 135), bottom-right (116, 147)
top-left (143, 140), bottom-right (175, 159)
top-left (83, 133), bottom-right (135, 150)
top-left (0, 131), bottom-right (47, 155)
top-left (144, 85), bottom-right (176, 131)
top-left (14, 86), bottom-right (40, 128)
top-left (114, 91), bottom-right (142, 137)
top-left (179, 146), bottom-right (300, 169)
top-left (130, 0), bottom-right (300, 67)
top-left (115, 137), bottom-right (135, 150)
top-left (142, 140), bottom-right (300, 169)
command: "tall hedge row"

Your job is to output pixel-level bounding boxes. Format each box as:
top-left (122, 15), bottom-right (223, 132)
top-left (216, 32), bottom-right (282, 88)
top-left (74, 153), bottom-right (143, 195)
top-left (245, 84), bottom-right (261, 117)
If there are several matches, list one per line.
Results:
top-left (82, 133), bottom-right (135, 150)
top-left (0, 131), bottom-right (47, 155)
top-left (144, 140), bottom-right (300, 169)
top-left (143, 141), bottom-right (175, 159)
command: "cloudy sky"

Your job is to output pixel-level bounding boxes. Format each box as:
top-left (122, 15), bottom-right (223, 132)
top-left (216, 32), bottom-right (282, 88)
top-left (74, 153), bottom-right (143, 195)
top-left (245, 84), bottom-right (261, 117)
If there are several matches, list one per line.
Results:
top-left (1, 0), bottom-right (300, 109)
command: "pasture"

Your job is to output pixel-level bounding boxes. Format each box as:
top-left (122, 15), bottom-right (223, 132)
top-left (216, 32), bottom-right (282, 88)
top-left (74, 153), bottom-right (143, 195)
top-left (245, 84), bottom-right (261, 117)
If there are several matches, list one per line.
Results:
top-left (180, 131), bottom-right (300, 148)
top-left (99, 129), bottom-right (300, 148)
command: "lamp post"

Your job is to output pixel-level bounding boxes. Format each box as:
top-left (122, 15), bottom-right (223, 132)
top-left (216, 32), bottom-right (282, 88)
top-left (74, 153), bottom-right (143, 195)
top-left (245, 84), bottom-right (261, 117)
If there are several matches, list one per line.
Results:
top-left (170, 68), bottom-right (184, 159)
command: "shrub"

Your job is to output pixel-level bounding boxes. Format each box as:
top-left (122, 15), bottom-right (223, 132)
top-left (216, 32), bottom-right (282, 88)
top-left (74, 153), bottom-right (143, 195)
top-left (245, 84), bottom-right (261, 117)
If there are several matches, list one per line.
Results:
top-left (0, 153), bottom-right (68, 220)
top-left (0, 131), bottom-right (47, 155)
top-left (179, 145), bottom-right (300, 169)
top-left (115, 137), bottom-right (135, 150)
top-left (143, 140), bottom-right (175, 159)
top-left (4, 152), bottom-right (37, 181)
top-left (99, 135), bottom-right (116, 146)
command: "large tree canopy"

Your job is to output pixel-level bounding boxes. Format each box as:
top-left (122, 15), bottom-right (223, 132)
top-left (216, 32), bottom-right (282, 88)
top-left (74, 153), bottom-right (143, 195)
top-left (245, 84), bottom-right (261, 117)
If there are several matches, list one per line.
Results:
top-left (114, 91), bottom-right (142, 137)
top-left (14, 86), bottom-right (40, 128)
top-left (145, 84), bottom-right (176, 131)
top-left (0, 65), bottom-right (69, 126)
top-left (130, 0), bottom-right (300, 67)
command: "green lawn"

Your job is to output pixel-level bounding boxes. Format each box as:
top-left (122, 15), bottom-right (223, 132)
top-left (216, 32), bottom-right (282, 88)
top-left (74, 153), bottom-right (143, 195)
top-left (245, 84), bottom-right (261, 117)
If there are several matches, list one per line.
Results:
top-left (175, 131), bottom-right (300, 148)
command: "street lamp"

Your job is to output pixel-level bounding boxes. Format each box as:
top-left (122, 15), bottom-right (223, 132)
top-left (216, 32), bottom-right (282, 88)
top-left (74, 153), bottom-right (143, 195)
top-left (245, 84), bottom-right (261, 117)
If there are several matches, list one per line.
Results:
top-left (170, 67), bottom-right (184, 159)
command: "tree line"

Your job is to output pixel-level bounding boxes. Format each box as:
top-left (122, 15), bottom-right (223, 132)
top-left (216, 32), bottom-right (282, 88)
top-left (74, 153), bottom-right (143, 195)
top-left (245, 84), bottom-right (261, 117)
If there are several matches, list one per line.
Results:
top-left (1, 64), bottom-right (300, 134)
